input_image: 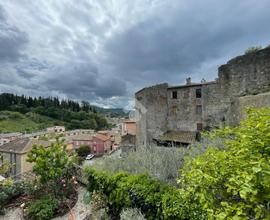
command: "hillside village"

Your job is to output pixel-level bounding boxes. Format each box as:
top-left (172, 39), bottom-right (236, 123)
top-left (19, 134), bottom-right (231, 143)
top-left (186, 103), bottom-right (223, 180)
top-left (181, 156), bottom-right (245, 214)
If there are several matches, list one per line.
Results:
top-left (1, 45), bottom-right (270, 220)
top-left (0, 119), bottom-right (136, 178)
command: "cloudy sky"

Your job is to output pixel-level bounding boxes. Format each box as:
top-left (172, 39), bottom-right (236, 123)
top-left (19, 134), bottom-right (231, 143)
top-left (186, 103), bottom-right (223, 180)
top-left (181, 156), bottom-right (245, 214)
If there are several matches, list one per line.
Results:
top-left (0, 0), bottom-right (270, 109)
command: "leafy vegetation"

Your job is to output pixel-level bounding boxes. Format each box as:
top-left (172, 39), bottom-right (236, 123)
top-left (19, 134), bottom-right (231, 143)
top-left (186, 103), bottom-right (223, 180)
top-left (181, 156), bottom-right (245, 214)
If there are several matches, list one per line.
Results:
top-left (24, 140), bottom-right (79, 218)
top-left (85, 168), bottom-right (171, 219)
top-left (27, 139), bottom-right (77, 195)
top-left (120, 208), bottom-right (146, 220)
top-left (245, 46), bottom-right (262, 54)
top-left (178, 108), bottom-right (270, 219)
top-left (85, 108), bottom-right (270, 219)
top-left (0, 111), bottom-right (56, 133)
top-left (26, 195), bottom-right (58, 220)
top-left (0, 93), bottom-right (111, 132)
top-left (92, 138), bottom-right (219, 185)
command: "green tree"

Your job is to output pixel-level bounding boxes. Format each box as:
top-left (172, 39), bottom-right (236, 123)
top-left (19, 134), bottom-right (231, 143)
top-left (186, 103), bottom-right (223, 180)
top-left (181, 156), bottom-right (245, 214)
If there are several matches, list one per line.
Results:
top-left (177, 108), bottom-right (270, 219)
top-left (76, 145), bottom-right (91, 157)
top-left (27, 139), bottom-right (76, 184)
top-left (27, 139), bottom-right (77, 197)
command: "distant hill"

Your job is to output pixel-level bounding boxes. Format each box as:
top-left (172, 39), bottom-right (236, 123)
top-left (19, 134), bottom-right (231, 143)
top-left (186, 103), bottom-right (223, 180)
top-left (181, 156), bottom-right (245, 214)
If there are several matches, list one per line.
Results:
top-left (94, 106), bottom-right (129, 118)
top-left (0, 111), bottom-right (57, 133)
top-left (0, 93), bottom-right (116, 133)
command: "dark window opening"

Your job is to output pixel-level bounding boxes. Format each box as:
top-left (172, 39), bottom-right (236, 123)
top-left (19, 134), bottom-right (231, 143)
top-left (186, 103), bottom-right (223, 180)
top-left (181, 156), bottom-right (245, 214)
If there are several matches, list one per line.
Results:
top-left (196, 105), bottom-right (202, 115)
top-left (197, 123), bottom-right (203, 131)
top-left (172, 91), bottom-right (177, 99)
top-left (196, 88), bottom-right (202, 98)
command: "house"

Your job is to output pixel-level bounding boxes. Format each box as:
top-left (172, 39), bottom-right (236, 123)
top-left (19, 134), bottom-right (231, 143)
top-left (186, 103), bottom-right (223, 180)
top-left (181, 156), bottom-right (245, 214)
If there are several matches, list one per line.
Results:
top-left (0, 132), bottom-right (22, 142)
top-left (65, 133), bottom-right (112, 155)
top-left (122, 120), bottom-right (136, 136)
top-left (93, 133), bottom-right (112, 155)
top-left (65, 134), bottom-right (93, 151)
top-left (0, 138), bottom-right (51, 178)
top-left (120, 133), bottom-right (136, 156)
top-left (46, 126), bottom-right (65, 133)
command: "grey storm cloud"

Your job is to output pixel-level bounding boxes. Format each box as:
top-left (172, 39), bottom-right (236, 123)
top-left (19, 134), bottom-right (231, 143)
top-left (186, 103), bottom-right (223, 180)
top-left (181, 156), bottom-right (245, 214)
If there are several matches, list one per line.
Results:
top-left (0, 0), bottom-right (270, 108)
top-left (43, 62), bottom-right (127, 99)
top-left (0, 6), bottom-right (28, 63)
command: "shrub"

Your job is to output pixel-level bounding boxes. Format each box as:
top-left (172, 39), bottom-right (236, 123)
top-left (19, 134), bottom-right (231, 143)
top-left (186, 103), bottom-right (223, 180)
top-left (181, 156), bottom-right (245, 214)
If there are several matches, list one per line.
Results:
top-left (90, 190), bottom-right (109, 220)
top-left (26, 195), bottom-right (58, 220)
top-left (245, 46), bottom-right (262, 54)
top-left (92, 145), bottom-right (186, 185)
top-left (0, 181), bottom-right (27, 214)
top-left (120, 208), bottom-right (146, 220)
top-left (27, 139), bottom-right (77, 198)
top-left (178, 108), bottom-right (270, 219)
top-left (76, 145), bottom-right (91, 157)
top-left (85, 168), bottom-right (171, 219)
top-left (92, 138), bottom-right (218, 185)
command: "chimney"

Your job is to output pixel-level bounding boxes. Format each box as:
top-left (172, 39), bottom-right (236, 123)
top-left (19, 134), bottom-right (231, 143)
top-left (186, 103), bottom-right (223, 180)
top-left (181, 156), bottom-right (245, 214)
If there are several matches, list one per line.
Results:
top-left (201, 78), bottom-right (206, 83)
top-left (186, 77), bottom-right (191, 85)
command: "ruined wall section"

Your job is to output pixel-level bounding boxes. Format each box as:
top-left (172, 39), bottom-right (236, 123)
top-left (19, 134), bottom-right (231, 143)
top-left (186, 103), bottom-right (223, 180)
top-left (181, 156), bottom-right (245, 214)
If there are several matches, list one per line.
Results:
top-left (135, 83), bottom-right (168, 146)
top-left (204, 47), bottom-right (270, 129)
top-left (218, 47), bottom-right (270, 97)
top-left (228, 92), bottom-right (270, 126)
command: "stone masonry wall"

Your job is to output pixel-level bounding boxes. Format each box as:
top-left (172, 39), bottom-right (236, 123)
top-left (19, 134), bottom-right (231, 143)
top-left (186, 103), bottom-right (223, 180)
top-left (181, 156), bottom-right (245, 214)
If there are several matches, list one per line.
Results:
top-left (228, 92), bottom-right (270, 126)
top-left (135, 83), bottom-right (168, 146)
top-left (167, 85), bottom-right (203, 131)
top-left (135, 47), bottom-right (270, 145)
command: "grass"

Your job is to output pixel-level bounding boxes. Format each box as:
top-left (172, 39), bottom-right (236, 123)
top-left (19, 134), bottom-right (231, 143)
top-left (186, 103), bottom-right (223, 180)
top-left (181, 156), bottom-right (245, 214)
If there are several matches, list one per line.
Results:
top-left (0, 111), bottom-right (58, 133)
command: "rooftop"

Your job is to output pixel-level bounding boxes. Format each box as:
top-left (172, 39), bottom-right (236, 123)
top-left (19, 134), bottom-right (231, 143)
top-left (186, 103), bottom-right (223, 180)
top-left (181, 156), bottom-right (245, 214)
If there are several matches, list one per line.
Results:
top-left (94, 133), bottom-right (111, 142)
top-left (168, 81), bottom-right (216, 90)
top-left (156, 130), bottom-right (197, 144)
top-left (0, 138), bottom-right (51, 154)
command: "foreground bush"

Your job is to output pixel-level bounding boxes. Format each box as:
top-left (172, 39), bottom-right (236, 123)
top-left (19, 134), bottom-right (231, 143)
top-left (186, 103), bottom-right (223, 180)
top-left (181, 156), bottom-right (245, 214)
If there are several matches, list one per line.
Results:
top-left (91, 141), bottom-right (215, 185)
top-left (26, 195), bottom-right (58, 220)
top-left (0, 181), bottom-right (27, 214)
top-left (85, 168), bottom-right (173, 219)
top-left (120, 208), bottom-right (146, 220)
top-left (179, 108), bottom-right (270, 219)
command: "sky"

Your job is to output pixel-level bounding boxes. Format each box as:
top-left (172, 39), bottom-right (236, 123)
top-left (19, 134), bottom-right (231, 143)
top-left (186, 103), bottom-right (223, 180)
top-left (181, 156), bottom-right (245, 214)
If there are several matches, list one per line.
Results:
top-left (0, 0), bottom-right (270, 109)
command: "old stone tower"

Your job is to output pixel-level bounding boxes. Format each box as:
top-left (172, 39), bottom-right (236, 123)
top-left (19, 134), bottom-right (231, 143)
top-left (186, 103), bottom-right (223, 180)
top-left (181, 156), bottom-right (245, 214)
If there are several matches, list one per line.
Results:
top-left (135, 47), bottom-right (270, 147)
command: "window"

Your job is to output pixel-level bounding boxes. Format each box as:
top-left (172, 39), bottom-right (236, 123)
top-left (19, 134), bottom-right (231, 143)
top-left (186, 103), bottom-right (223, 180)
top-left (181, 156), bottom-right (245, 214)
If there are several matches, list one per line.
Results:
top-left (197, 123), bottom-right (203, 131)
top-left (196, 105), bottom-right (202, 115)
top-left (172, 91), bottom-right (177, 99)
top-left (196, 88), bottom-right (202, 98)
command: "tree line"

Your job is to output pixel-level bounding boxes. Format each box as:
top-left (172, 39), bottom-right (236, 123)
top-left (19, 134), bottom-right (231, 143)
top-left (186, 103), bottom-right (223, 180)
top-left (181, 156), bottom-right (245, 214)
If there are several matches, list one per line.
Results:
top-left (0, 93), bottom-right (109, 130)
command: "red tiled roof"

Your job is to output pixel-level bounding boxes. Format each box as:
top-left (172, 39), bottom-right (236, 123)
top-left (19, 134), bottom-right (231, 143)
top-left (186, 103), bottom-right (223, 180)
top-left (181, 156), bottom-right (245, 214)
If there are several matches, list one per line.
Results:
top-left (94, 133), bottom-right (111, 142)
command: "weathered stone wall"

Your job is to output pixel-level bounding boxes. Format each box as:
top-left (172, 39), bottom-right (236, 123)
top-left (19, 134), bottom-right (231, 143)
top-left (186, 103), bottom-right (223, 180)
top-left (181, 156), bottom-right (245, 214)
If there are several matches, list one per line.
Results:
top-left (135, 83), bottom-right (168, 146)
top-left (135, 47), bottom-right (270, 145)
top-left (202, 82), bottom-right (231, 130)
top-left (228, 92), bottom-right (270, 126)
top-left (167, 85), bottom-right (203, 131)
top-left (218, 47), bottom-right (270, 97)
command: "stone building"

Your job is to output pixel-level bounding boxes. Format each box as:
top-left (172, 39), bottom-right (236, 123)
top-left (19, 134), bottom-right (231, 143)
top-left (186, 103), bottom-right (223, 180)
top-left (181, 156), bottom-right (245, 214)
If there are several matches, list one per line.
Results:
top-left (0, 138), bottom-right (51, 178)
top-left (135, 47), bottom-right (270, 147)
